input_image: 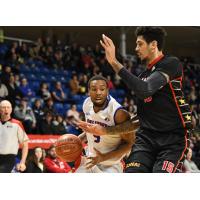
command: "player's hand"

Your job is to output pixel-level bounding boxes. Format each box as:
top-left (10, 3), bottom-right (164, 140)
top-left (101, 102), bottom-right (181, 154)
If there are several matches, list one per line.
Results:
top-left (76, 120), bottom-right (107, 136)
top-left (100, 34), bottom-right (117, 66)
top-left (86, 148), bottom-right (104, 169)
top-left (16, 162), bottom-right (26, 172)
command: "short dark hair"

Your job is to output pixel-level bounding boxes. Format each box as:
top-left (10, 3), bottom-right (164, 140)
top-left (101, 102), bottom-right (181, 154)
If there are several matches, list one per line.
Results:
top-left (88, 75), bottom-right (109, 89)
top-left (135, 26), bottom-right (167, 50)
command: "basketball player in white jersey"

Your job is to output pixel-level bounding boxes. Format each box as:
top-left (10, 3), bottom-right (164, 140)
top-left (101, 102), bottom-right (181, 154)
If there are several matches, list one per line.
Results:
top-left (75, 75), bottom-right (137, 173)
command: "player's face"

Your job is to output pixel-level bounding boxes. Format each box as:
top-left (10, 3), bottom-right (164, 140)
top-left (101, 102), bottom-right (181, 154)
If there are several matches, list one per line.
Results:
top-left (135, 36), bottom-right (152, 61)
top-left (89, 80), bottom-right (108, 107)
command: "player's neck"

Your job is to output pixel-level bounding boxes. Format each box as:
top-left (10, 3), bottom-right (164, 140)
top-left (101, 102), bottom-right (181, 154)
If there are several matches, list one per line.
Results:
top-left (93, 99), bottom-right (109, 113)
top-left (147, 51), bottom-right (163, 66)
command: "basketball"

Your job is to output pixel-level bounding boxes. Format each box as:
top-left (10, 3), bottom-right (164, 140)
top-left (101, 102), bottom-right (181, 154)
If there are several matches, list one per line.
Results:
top-left (55, 134), bottom-right (83, 162)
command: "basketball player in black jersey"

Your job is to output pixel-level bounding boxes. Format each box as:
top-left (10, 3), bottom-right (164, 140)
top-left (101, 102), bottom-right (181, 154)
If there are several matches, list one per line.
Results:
top-left (77, 27), bottom-right (192, 173)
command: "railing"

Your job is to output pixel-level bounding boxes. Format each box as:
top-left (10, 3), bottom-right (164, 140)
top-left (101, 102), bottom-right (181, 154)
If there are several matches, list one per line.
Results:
top-left (0, 29), bottom-right (36, 46)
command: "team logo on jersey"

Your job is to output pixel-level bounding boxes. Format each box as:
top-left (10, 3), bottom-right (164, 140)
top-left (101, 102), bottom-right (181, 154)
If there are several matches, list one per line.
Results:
top-left (85, 112), bottom-right (90, 116)
top-left (144, 96), bottom-right (152, 103)
top-left (104, 117), bottom-right (110, 122)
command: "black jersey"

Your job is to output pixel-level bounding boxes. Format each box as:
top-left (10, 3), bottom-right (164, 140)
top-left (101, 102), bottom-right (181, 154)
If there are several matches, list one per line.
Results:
top-left (137, 55), bottom-right (192, 132)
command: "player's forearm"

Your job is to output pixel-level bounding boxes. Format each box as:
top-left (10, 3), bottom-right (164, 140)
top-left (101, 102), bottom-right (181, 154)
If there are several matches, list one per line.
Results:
top-left (110, 59), bottom-right (124, 73)
top-left (21, 141), bottom-right (29, 164)
top-left (105, 119), bottom-right (139, 135)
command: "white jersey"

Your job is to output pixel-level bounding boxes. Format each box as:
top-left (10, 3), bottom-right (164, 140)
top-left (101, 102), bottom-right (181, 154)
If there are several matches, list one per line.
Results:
top-left (83, 95), bottom-right (124, 167)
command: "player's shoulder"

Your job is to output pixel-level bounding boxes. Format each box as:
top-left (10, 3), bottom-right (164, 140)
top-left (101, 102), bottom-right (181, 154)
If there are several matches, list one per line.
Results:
top-left (159, 55), bottom-right (180, 67)
top-left (82, 96), bottom-right (91, 112)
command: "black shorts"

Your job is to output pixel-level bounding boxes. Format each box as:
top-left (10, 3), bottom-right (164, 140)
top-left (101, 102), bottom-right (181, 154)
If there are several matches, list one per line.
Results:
top-left (125, 128), bottom-right (190, 173)
top-left (0, 154), bottom-right (16, 173)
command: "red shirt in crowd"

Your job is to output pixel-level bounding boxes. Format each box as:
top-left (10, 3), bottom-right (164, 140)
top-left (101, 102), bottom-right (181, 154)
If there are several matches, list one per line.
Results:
top-left (44, 157), bottom-right (71, 173)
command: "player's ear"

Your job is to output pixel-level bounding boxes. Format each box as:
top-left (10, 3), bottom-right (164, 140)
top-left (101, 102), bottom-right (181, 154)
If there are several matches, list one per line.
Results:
top-left (151, 40), bottom-right (157, 50)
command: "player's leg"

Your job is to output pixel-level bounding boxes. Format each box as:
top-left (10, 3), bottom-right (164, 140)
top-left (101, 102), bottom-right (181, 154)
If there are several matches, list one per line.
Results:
top-left (125, 151), bottom-right (155, 172)
top-left (124, 129), bottom-right (157, 173)
top-left (153, 129), bottom-right (190, 173)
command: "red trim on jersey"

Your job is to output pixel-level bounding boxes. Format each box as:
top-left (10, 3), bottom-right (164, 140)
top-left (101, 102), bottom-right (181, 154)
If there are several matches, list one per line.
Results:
top-left (174, 76), bottom-right (183, 89)
top-left (10, 118), bottom-right (25, 131)
top-left (173, 129), bottom-right (188, 173)
top-left (169, 82), bottom-right (185, 128)
top-left (147, 54), bottom-right (164, 70)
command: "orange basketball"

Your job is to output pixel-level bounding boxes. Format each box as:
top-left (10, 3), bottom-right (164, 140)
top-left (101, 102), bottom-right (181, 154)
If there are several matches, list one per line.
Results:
top-left (55, 134), bottom-right (83, 162)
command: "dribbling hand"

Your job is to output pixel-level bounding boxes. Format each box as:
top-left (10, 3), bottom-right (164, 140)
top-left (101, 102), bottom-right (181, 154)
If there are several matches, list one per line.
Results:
top-left (86, 148), bottom-right (104, 169)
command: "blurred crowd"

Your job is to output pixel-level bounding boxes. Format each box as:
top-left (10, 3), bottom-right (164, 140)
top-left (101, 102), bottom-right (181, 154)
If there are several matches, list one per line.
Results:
top-left (0, 34), bottom-right (200, 171)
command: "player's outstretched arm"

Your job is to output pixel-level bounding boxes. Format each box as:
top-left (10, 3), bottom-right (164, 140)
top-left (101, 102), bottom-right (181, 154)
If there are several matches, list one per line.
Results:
top-left (77, 117), bottom-right (139, 136)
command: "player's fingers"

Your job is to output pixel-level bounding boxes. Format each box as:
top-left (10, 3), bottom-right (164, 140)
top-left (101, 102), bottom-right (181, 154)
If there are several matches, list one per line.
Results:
top-left (103, 34), bottom-right (113, 46)
top-left (102, 34), bottom-right (110, 46)
top-left (100, 40), bottom-right (106, 49)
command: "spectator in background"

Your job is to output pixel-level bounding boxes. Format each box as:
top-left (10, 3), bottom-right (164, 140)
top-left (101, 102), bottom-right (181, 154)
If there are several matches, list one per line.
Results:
top-left (183, 148), bottom-right (200, 173)
top-left (14, 98), bottom-right (36, 133)
top-left (44, 145), bottom-right (71, 173)
top-left (14, 74), bottom-right (21, 87)
top-left (107, 75), bottom-right (115, 90)
top-left (32, 99), bottom-right (44, 133)
top-left (37, 82), bottom-right (51, 101)
top-left (6, 74), bottom-right (22, 107)
top-left (18, 78), bottom-right (34, 98)
top-left (67, 104), bottom-right (80, 121)
top-left (1, 65), bottom-right (12, 84)
top-left (25, 147), bottom-right (45, 173)
top-left (43, 98), bottom-right (56, 114)
top-left (0, 77), bottom-right (8, 100)
top-left (53, 114), bottom-right (67, 135)
top-left (79, 74), bottom-right (88, 95)
top-left (39, 111), bottom-right (55, 134)
top-left (69, 74), bottom-right (80, 95)
top-left (51, 81), bottom-right (66, 103)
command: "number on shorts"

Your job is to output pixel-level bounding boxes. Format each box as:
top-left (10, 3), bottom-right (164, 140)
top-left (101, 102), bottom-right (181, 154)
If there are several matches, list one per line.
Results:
top-left (162, 161), bottom-right (175, 173)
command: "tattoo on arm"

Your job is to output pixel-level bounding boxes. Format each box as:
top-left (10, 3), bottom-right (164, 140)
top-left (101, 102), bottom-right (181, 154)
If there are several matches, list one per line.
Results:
top-left (105, 118), bottom-right (139, 135)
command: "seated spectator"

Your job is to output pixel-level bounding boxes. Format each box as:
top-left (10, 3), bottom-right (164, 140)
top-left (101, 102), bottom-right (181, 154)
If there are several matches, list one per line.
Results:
top-left (183, 148), bottom-right (200, 173)
top-left (69, 74), bottom-right (80, 95)
top-left (67, 104), bottom-right (80, 121)
top-left (37, 82), bottom-right (51, 101)
top-left (18, 77), bottom-right (34, 98)
top-left (65, 116), bottom-right (81, 135)
top-left (79, 74), bottom-right (88, 95)
top-left (0, 77), bottom-right (8, 101)
top-left (1, 65), bottom-right (12, 84)
top-left (107, 75), bottom-right (115, 90)
top-left (14, 97), bottom-right (36, 133)
top-left (14, 74), bottom-right (21, 87)
top-left (6, 74), bottom-right (22, 107)
top-left (32, 99), bottom-right (44, 133)
top-left (44, 145), bottom-right (71, 173)
top-left (39, 111), bottom-right (56, 134)
top-left (43, 98), bottom-right (56, 114)
top-left (53, 115), bottom-right (67, 135)
top-left (25, 147), bottom-right (45, 173)
top-left (51, 81), bottom-right (66, 103)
